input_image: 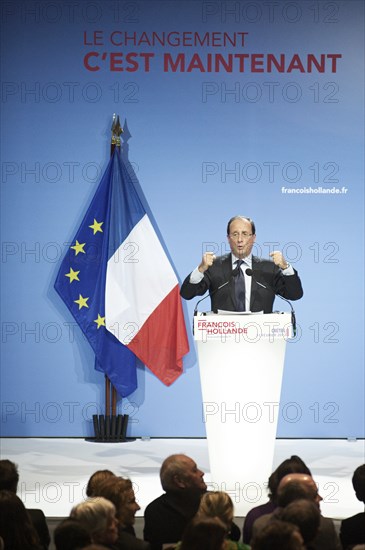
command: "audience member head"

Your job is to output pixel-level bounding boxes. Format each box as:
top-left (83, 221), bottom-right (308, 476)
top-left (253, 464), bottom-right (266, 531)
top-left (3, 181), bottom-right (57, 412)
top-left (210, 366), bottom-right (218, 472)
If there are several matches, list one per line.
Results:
top-left (81, 546), bottom-right (110, 550)
top-left (279, 499), bottom-right (321, 544)
top-left (54, 518), bottom-right (92, 550)
top-left (197, 491), bottom-right (234, 532)
top-left (160, 454), bottom-right (207, 493)
top-left (96, 476), bottom-right (140, 528)
top-left (180, 516), bottom-right (227, 550)
top-left (86, 469), bottom-right (115, 497)
top-left (251, 520), bottom-right (305, 550)
top-left (352, 464), bottom-right (365, 503)
top-left (0, 460), bottom-right (19, 492)
top-left (277, 474), bottom-right (322, 508)
top-left (0, 490), bottom-right (40, 550)
top-left (70, 497), bottom-right (118, 546)
top-left (268, 456), bottom-right (311, 503)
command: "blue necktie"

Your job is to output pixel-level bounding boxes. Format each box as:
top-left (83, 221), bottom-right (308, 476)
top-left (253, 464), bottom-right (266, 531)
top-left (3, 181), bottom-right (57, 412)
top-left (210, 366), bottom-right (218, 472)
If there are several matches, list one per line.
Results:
top-left (234, 260), bottom-right (246, 311)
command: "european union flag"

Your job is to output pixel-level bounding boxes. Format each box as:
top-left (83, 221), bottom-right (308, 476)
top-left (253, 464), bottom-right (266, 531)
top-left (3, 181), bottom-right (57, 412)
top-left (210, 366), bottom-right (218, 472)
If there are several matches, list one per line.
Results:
top-left (54, 149), bottom-right (137, 397)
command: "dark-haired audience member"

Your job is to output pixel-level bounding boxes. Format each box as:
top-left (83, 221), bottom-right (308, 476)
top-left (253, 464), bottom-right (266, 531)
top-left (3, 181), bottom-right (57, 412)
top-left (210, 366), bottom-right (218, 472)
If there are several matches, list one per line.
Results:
top-left (279, 499), bottom-right (321, 548)
top-left (243, 455), bottom-right (311, 544)
top-left (70, 497), bottom-right (119, 548)
top-left (179, 517), bottom-right (227, 550)
top-left (96, 477), bottom-right (150, 549)
top-left (251, 520), bottom-right (305, 550)
top-left (0, 460), bottom-right (50, 549)
top-left (252, 473), bottom-right (341, 550)
top-left (54, 519), bottom-right (92, 550)
top-left (0, 490), bottom-right (42, 550)
top-left (86, 470), bottom-right (116, 497)
top-left (340, 464), bottom-right (365, 549)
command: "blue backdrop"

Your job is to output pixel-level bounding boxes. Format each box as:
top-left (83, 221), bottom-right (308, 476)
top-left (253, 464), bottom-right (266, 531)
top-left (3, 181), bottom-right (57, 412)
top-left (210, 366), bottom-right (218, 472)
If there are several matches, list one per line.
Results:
top-left (1, 0), bottom-right (364, 438)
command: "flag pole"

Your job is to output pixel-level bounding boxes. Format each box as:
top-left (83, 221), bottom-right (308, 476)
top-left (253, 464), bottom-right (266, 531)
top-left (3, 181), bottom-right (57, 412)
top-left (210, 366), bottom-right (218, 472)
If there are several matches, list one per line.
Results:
top-left (89, 114), bottom-right (132, 442)
top-left (107, 114), bottom-right (122, 418)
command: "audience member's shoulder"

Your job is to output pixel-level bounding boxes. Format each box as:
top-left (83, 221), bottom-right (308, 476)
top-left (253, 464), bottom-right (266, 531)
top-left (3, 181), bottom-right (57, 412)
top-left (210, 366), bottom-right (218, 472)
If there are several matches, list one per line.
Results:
top-left (118, 530), bottom-right (151, 549)
top-left (253, 512), bottom-right (273, 530)
top-left (342, 512), bottom-right (365, 527)
top-left (145, 493), bottom-right (167, 510)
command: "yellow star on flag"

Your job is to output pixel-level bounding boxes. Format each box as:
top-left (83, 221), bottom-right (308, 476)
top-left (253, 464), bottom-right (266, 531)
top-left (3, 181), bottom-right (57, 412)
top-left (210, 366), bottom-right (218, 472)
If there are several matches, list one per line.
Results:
top-left (71, 240), bottom-right (86, 255)
top-left (89, 218), bottom-right (103, 235)
top-left (94, 314), bottom-right (106, 329)
top-left (74, 294), bottom-right (89, 310)
top-left (65, 267), bottom-right (80, 283)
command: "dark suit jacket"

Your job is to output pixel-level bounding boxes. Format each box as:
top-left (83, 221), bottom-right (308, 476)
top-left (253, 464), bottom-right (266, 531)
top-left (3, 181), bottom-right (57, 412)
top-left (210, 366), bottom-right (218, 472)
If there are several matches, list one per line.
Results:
top-left (180, 254), bottom-right (303, 313)
top-left (117, 528), bottom-right (151, 550)
top-left (340, 512), bottom-right (365, 549)
top-left (252, 511), bottom-right (341, 550)
top-left (144, 490), bottom-right (240, 550)
top-left (28, 508), bottom-right (50, 550)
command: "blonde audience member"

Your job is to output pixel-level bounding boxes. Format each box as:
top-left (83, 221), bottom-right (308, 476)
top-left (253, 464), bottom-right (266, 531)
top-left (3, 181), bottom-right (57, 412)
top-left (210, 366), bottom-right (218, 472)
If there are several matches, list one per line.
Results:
top-left (70, 497), bottom-right (119, 548)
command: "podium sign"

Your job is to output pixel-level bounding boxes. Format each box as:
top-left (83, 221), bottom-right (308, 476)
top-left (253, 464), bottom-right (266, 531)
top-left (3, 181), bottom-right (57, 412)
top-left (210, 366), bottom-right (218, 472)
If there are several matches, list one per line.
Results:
top-left (194, 312), bottom-right (292, 516)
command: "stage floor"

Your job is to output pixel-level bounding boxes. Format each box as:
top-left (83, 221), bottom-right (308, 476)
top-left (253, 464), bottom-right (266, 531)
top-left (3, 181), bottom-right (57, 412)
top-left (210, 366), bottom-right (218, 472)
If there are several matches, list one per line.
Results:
top-left (1, 437), bottom-right (364, 520)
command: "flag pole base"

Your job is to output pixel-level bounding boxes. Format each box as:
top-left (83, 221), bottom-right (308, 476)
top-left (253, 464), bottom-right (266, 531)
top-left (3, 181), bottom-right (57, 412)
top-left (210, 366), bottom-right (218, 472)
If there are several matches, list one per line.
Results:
top-left (85, 414), bottom-right (134, 443)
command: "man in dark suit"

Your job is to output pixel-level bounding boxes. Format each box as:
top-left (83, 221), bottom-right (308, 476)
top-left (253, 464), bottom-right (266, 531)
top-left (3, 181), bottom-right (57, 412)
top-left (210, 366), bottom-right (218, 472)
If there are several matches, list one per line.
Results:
top-left (143, 454), bottom-right (241, 550)
top-left (143, 454), bottom-right (207, 550)
top-left (180, 215), bottom-right (303, 313)
top-left (340, 464), bottom-right (365, 549)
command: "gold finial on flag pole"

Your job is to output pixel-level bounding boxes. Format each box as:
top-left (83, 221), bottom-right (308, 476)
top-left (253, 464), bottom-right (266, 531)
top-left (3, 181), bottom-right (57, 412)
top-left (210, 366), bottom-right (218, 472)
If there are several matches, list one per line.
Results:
top-left (111, 114), bottom-right (123, 154)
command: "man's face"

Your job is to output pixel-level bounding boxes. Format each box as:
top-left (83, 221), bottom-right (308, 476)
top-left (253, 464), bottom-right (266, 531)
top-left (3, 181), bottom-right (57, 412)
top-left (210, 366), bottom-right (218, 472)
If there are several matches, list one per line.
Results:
top-left (227, 218), bottom-right (256, 259)
top-left (178, 457), bottom-right (207, 492)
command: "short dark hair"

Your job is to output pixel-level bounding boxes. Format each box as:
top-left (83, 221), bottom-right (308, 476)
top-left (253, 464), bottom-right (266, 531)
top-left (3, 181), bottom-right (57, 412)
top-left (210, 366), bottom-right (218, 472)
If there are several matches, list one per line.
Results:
top-left (226, 216), bottom-right (256, 236)
top-left (0, 460), bottom-right (19, 492)
top-left (54, 519), bottom-right (91, 550)
top-left (180, 517), bottom-right (227, 550)
top-left (352, 464), bottom-right (365, 503)
top-left (279, 499), bottom-right (320, 543)
top-left (251, 520), bottom-right (303, 550)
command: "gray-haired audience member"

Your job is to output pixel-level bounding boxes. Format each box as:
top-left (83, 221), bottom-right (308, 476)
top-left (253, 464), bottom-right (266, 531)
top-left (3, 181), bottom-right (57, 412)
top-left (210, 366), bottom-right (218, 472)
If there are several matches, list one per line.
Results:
top-left (144, 454), bottom-right (208, 550)
top-left (70, 497), bottom-right (119, 548)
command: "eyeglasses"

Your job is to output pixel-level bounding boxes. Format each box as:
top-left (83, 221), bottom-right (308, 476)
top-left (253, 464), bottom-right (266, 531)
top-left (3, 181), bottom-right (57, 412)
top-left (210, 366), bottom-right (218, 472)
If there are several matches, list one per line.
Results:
top-left (229, 232), bottom-right (253, 239)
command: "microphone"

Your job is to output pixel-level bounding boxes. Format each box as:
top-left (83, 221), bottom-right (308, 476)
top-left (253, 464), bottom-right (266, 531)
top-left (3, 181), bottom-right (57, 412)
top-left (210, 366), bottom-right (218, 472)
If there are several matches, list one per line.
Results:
top-left (193, 267), bottom-right (239, 316)
top-left (245, 268), bottom-right (297, 336)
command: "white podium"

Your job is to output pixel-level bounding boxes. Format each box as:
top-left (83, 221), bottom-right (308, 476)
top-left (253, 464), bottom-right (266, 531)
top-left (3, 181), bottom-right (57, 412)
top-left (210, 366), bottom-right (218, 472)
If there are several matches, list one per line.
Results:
top-left (194, 312), bottom-right (293, 516)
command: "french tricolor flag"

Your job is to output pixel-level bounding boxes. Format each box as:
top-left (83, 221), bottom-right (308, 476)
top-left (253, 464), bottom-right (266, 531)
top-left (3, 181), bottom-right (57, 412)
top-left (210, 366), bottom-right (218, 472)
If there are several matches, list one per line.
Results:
top-left (55, 147), bottom-right (189, 396)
